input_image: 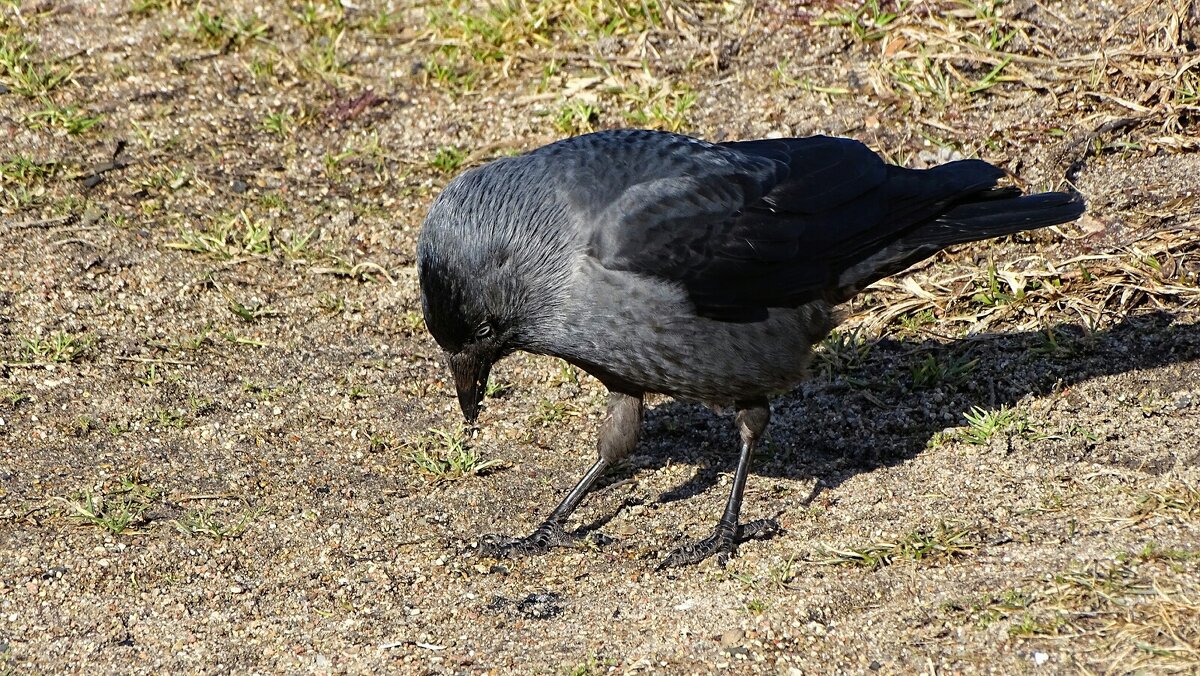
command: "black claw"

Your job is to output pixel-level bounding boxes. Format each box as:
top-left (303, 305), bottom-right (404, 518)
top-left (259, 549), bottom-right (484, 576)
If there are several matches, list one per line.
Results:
top-left (738, 517), bottom-right (782, 541)
top-left (657, 518), bottom-right (784, 570)
top-left (657, 522), bottom-right (737, 570)
top-left (478, 521), bottom-right (577, 558)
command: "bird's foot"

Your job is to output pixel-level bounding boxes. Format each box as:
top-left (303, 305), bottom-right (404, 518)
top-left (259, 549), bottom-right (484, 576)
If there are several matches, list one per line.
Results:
top-left (657, 517), bottom-right (782, 570)
top-left (478, 521), bottom-right (578, 559)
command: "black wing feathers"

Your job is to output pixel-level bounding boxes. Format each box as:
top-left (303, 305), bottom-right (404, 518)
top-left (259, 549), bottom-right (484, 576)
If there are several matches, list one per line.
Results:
top-left (723, 136), bottom-right (889, 213)
top-left (585, 131), bottom-right (1083, 319)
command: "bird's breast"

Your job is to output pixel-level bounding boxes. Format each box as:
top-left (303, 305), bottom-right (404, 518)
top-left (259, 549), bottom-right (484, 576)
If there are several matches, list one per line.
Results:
top-left (556, 258), bottom-right (836, 405)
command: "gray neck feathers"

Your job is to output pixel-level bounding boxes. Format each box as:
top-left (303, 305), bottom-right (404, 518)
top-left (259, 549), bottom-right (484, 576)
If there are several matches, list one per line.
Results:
top-left (427, 158), bottom-right (580, 352)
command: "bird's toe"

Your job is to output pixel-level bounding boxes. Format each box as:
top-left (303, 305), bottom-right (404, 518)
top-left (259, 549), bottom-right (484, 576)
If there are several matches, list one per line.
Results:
top-left (478, 521), bottom-right (576, 558)
top-left (657, 518), bottom-right (784, 570)
top-left (657, 522), bottom-right (738, 570)
top-left (737, 517), bottom-right (783, 541)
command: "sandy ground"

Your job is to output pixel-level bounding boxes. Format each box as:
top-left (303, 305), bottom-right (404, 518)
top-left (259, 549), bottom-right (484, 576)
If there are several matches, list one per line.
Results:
top-left (2, 0), bottom-right (1199, 673)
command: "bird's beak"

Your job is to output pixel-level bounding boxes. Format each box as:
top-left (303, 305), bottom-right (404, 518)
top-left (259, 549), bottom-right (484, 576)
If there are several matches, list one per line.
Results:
top-left (448, 352), bottom-right (492, 423)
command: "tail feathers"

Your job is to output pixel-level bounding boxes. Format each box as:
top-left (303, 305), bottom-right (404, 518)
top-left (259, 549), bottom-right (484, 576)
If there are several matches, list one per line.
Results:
top-left (908, 190), bottom-right (1086, 248)
top-left (831, 190), bottom-right (1085, 302)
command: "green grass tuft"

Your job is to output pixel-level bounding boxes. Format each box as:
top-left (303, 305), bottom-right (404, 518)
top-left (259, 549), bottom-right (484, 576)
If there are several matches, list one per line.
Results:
top-left (57, 475), bottom-right (159, 535)
top-left (957, 404), bottom-right (1041, 445)
top-left (817, 523), bottom-right (976, 568)
top-left (174, 506), bottom-right (264, 540)
top-left (429, 146), bottom-right (467, 174)
top-left (408, 426), bottom-right (505, 483)
top-left (17, 331), bottom-right (93, 363)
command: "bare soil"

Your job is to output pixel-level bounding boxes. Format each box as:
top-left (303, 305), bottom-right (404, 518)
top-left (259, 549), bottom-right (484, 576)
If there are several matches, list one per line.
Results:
top-left (2, 0), bottom-right (1199, 673)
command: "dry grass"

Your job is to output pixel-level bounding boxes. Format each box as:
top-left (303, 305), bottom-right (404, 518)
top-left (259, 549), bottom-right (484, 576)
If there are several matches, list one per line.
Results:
top-left (816, 523), bottom-right (977, 568)
top-left (845, 226), bottom-right (1200, 340)
top-left (417, 0), bottom-right (742, 134)
top-left (817, 0), bottom-right (1200, 150)
top-left (787, 2), bottom-right (1200, 348)
top-left (1136, 484), bottom-right (1200, 522)
top-left (961, 549), bottom-right (1200, 672)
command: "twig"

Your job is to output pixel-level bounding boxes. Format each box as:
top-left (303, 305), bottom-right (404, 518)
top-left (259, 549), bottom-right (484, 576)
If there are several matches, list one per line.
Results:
top-left (1084, 91), bottom-right (1155, 114)
top-left (1062, 116), bottom-right (1150, 183)
top-left (53, 237), bottom-right (98, 248)
top-left (3, 215), bottom-right (75, 230)
top-left (310, 260), bottom-right (396, 284)
top-left (173, 493), bottom-right (240, 502)
top-left (113, 356), bottom-right (196, 366)
top-left (2, 501), bottom-right (54, 523)
top-left (380, 640), bottom-right (444, 651)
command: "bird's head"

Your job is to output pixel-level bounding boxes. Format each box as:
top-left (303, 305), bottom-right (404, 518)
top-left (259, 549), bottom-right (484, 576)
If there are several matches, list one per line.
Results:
top-left (417, 236), bottom-right (520, 424)
top-left (417, 262), bottom-right (512, 423)
top-left (416, 163), bottom-right (569, 423)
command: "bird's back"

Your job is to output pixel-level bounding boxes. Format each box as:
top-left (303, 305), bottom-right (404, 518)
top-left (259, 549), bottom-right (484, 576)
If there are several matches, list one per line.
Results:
top-left (420, 129), bottom-right (1084, 402)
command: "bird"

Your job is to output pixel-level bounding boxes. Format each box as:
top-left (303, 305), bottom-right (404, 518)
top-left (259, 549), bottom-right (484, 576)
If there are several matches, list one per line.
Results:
top-left (416, 128), bottom-right (1085, 569)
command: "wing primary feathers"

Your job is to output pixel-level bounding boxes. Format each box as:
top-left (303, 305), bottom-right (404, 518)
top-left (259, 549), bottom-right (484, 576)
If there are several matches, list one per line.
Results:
top-left (567, 130), bottom-right (1085, 319)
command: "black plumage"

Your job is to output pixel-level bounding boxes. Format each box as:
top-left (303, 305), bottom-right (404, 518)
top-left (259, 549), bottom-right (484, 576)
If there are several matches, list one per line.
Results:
top-left (417, 129), bottom-right (1084, 568)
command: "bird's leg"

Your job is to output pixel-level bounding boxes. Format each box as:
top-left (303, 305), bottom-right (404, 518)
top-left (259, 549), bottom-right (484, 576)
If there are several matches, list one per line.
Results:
top-left (480, 391), bottom-right (643, 558)
top-left (658, 401), bottom-right (781, 569)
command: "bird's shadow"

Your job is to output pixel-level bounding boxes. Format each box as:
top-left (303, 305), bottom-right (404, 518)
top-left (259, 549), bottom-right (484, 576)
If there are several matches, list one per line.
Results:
top-left (621, 310), bottom-right (1199, 508)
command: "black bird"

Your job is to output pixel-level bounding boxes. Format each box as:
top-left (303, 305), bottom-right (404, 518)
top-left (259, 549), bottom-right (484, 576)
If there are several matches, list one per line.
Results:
top-left (417, 129), bottom-right (1084, 568)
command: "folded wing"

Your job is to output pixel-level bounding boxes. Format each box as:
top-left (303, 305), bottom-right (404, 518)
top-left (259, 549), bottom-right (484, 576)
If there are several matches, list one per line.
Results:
top-left (578, 131), bottom-right (1084, 320)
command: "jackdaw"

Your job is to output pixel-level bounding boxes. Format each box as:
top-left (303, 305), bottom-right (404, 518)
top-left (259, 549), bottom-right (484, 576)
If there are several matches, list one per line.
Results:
top-left (417, 129), bottom-right (1084, 568)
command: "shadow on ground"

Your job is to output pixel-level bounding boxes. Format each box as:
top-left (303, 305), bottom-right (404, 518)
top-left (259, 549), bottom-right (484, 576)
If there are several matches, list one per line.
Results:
top-left (606, 311), bottom-right (1200, 508)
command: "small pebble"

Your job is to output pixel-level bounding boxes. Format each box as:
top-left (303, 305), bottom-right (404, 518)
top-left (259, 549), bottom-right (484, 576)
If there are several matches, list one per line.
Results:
top-left (720, 629), bottom-right (744, 647)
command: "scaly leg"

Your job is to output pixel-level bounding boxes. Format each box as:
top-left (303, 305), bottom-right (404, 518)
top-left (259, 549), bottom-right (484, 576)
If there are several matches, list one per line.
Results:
top-left (480, 391), bottom-right (643, 557)
top-left (657, 401), bottom-right (780, 569)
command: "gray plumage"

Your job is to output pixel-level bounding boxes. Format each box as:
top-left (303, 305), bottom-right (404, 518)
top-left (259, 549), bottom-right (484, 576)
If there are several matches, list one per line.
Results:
top-left (417, 129), bottom-right (1084, 568)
